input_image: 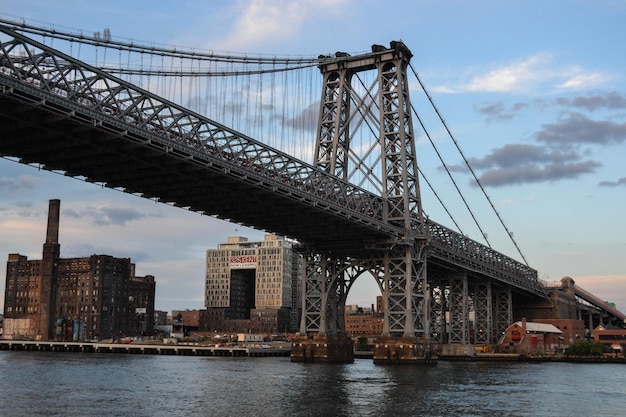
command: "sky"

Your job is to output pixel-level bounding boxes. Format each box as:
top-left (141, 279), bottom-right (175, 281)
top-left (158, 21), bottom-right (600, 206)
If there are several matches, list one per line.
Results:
top-left (1, 0), bottom-right (625, 315)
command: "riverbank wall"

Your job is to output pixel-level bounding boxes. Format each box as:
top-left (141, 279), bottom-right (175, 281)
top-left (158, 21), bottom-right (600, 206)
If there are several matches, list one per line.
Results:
top-left (0, 340), bottom-right (290, 357)
top-left (2, 340), bottom-right (624, 363)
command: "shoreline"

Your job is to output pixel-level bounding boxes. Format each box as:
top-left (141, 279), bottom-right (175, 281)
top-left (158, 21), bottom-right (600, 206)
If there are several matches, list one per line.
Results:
top-left (0, 339), bottom-right (290, 357)
top-left (3, 340), bottom-right (624, 363)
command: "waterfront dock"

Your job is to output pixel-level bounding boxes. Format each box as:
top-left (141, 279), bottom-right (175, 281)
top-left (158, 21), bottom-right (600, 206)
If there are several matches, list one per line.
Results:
top-left (0, 340), bottom-right (291, 357)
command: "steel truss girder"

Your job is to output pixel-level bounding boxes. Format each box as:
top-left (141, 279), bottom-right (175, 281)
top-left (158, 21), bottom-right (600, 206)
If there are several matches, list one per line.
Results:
top-left (427, 221), bottom-right (544, 296)
top-left (298, 244), bottom-right (429, 339)
top-left (300, 253), bottom-right (323, 334)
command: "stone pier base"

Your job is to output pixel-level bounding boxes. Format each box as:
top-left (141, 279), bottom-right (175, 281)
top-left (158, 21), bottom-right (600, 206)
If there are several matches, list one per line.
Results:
top-left (440, 343), bottom-right (475, 357)
top-left (290, 334), bottom-right (354, 363)
top-left (373, 336), bottom-right (438, 364)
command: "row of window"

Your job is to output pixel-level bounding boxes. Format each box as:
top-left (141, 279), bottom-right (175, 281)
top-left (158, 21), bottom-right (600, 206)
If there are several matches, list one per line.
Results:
top-left (598, 334), bottom-right (626, 340)
top-left (4, 306), bottom-right (38, 313)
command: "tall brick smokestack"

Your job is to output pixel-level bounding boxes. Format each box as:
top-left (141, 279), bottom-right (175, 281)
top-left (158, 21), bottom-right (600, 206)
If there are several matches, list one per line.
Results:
top-left (46, 199), bottom-right (60, 244)
top-left (39, 199), bottom-right (61, 340)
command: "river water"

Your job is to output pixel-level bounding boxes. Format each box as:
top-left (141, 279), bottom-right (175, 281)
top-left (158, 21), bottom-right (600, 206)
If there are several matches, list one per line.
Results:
top-left (1, 351), bottom-right (624, 417)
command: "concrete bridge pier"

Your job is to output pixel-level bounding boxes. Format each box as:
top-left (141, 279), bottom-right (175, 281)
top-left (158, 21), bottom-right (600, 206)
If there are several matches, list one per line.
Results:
top-left (290, 334), bottom-right (354, 363)
top-left (373, 336), bottom-right (437, 364)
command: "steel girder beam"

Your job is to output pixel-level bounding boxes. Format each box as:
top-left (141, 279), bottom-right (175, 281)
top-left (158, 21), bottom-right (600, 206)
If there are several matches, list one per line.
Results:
top-left (372, 46), bottom-right (428, 338)
top-left (377, 51), bottom-right (423, 230)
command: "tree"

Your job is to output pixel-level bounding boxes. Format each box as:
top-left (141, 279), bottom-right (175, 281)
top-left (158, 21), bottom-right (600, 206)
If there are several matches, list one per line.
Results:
top-left (564, 340), bottom-right (603, 356)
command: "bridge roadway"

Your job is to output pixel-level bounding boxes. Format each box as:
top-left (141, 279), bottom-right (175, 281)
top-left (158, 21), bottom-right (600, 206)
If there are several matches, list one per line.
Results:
top-left (0, 25), bottom-right (544, 297)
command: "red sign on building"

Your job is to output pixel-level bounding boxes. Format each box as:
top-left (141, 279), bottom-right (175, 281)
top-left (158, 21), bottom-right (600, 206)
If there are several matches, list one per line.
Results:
top-left (230, 255), bottom-right (257, 269)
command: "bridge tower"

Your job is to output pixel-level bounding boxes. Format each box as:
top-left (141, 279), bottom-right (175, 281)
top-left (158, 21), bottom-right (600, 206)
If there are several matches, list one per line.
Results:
top-left (292, 42), bottom-right (434, 363)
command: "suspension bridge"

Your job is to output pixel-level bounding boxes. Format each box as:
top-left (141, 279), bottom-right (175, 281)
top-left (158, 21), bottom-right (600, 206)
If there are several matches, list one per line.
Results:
top-left (0, 19), bottom-right (622, 362)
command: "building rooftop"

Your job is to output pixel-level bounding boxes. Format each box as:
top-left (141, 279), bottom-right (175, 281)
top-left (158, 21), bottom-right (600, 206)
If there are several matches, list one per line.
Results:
top-left (516, 321), bottom-right (562, 334)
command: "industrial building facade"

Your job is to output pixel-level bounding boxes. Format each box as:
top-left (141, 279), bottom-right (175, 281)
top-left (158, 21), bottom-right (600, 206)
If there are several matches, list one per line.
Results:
top-left (205, 235), bottom-right (301, 333)
top-left (2, 200), bottom-right (155, 341)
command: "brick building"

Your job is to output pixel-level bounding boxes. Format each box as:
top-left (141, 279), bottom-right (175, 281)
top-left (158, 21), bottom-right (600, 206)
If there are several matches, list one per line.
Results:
top-left (345, 310), bottom-right (384, 337)
top-left (499, 318), bottom-right (563, 354)
top-left (534, 318), bottom-right (585, 345)
top-left (593, 324), bottom-right (626, 353)
top-left (2, 200), bottom-right (155, 341)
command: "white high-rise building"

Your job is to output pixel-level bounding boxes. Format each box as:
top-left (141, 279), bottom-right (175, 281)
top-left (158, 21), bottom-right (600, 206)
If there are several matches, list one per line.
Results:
top-left (205, 234), bottom-right (301, 332)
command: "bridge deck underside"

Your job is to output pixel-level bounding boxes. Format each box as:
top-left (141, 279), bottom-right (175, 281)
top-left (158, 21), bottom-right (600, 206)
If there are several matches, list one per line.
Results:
top-left (0, 93), bottom-right (390, 251)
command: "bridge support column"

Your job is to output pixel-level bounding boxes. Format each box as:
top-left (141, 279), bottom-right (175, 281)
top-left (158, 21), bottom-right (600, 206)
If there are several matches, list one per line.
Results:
top-left (372, 242), bottom-right (437, 364)
top-left (299, 253), bottom-right (323, 336)
top-left (294, 252), bottom-right (353, 363)
top-left (381, 243), bottom-right (428, 337)
top-left (473, 280), bottom-right (493, 346)
top-left (441, 271), bottom-right (473, 356)
top-left (494, 288), bottom-right (512, 342)
top-left (446, 271), bottom-right (469, 344)
top-left (429, 284), bottom-right (446, 343)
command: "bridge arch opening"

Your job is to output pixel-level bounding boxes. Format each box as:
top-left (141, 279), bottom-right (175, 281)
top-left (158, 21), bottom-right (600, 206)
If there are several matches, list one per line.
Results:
top-left (345, 271), bottom-right (382, 309)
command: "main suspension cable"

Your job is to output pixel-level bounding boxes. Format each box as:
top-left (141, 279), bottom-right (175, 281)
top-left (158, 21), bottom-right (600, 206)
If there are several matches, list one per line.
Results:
top-left (0, 17), bottom-right (321, 67)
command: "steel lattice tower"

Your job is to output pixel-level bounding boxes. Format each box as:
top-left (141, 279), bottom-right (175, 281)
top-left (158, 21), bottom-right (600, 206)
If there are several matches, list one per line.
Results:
top-left (300, 42), bottom-right (429, 341)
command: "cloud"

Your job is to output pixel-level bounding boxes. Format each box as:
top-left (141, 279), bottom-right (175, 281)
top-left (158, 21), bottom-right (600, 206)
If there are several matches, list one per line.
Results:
top-left (556, 91), bottom-right (626, 111)
top-left (556, 71), bottom-right (613, 91)
top-left (0, 175), bottom-right (41, 191)
top-left (463, 144), bottom-right (580, 170)
top-left (275, 101), bottom-right (319, 131)
top-left (434, 54), bottom-right (611, 94)
top-left (474, 101), bottom-right (528, 121)
top-left (451, 107), bottom-right (626, 187)
top-left (598, 177), bottom-right (626, 187)
top-left (465, 54), bottom-right (553, 93)
top-left (452, 141), bottom-right (601, 188)
top-left (477, 160), bottom-right (600, 187)
top-left (535, 112), bottom-right (626, 147)
top-left (218, 0), bottom-right (351, 51)
top-left (452, 106), bottom-right (626, 187)
top-left (63, 205), bottom-right (158, 226)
